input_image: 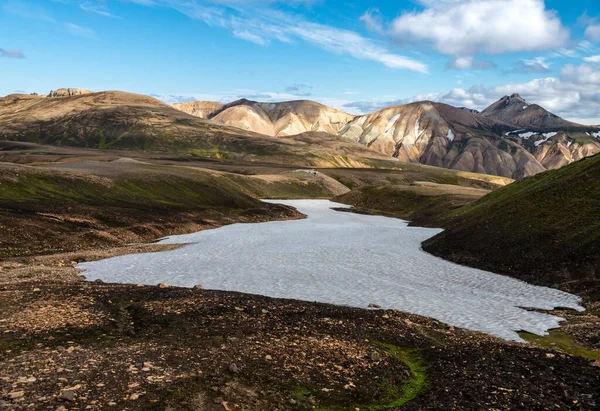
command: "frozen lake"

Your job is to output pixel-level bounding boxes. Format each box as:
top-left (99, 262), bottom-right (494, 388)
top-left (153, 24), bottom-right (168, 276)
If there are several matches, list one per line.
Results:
top-left (78, 200), bottom-right (583, 341)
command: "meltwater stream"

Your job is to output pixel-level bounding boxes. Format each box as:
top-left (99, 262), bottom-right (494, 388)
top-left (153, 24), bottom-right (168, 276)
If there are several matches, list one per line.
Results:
top-left (78, 200), bottom-right (583, 341)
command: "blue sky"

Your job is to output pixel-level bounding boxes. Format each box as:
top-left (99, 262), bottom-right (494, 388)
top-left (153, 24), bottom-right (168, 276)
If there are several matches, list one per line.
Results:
top-left (2, 0), bottom-right (600, 123)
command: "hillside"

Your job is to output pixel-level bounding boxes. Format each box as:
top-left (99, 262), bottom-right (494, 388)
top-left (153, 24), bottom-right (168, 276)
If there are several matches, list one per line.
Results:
top-left (0, 91), bottom-right (393, 168)
top-left (172, 94), bottom-right (600, 179)
top-left (423, 154), bottom-right (600, 300)
top-left (173, 98), bottom-right (355, 137)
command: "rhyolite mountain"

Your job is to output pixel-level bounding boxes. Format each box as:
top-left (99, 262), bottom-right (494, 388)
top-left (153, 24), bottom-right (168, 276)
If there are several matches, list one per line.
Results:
top-left (175, 98), bottom-right (354, 137)
top-left (176, 94), bottom-right (600, 179)
top-left (0, 91), bottom-right (395, 168)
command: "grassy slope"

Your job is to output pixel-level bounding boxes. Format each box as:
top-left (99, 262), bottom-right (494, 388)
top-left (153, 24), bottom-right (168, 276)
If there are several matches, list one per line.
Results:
top-left (422, 154), bottom-right (600, 299)
top-left (334, 183), bottom-right (490, 227)
top-left (0, 162), bottom-right (351, 258)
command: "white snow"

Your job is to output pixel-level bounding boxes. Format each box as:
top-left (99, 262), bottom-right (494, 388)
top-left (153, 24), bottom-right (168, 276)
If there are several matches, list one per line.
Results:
top-left (523, 106), bottom-right (528, 110)
top-left (505, 129), bottom-right (525, 136)
top-left (592, 132), bottom-right (600, 139)
top-left (535, 132), bottom-right (558, 147)
top-left (385, 114), bottom-right (401, 134)
top-left (268, 103), bottom-right (276, 111)
top-left (447, 129), bottom-right (455, 142)
top-left (518, 132), bottom-right (537, 139)
top-left (414, 118), bottom-right (420, 138)
top-left (567, 140), bottom-right (573, 147)
top-left (78, 200), bottom-right (583, 342)
top-left (358, 116), bottom-right (367, 126)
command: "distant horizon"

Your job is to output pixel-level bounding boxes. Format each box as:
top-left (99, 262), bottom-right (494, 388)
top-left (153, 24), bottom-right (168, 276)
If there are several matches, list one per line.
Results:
top-left (3, 1), bottom-right (600, 124)
top-left (7, 86), bottom-right (599, 126)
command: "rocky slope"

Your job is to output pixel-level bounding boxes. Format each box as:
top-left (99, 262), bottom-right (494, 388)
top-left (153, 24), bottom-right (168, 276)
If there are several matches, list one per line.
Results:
top-left (173, 98), bottom-right (355, 137)
top-left (0, 91), bottom-right (393, 168)
top-left (423, 153), bottom-right (600, 300)
top-left (47, 88), bottom-right (92, 98)
top-left (171, 100), bottom-right (224, 119)
top-left (480, 93), bottom-right (579, 129)
top-left (174, 94), bottom-right (600, 179)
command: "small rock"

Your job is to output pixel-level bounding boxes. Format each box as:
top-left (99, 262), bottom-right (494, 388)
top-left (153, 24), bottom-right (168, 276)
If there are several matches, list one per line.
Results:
top-left (193, 285), bottom-right (204, 290)
top-left (289, 398), bottom-right (297, 405)
top-left (264, 355), bottom-right (272, 361)
top-left (158, 283), bottom-right (169, 288)
top-left (60, 390), bottom-right (76, 402)
top-left (228, 363), bottom-right (239, 373)
top-left (56, 406), bottom-right (67, 411)
top-left (261, 309), bottom-right (269, 314)
top-left (369, 351), bottom-right (382, 362)
top-left (8, 391), bottom-right (24, 400)
top-left (32, 288), bottom-right (41, 293)
top-left (213, 397), bottom-right (224, 404)
top-left (591, 360), bottom-right (600, 367)
top-left (93, 279), bottom-right (104, 284)
top-left (96, 383), bottom-right (105, 388)
top-left (107, 402), bottom-right (117, 406)
top-left (136, 284), bottom-right (145, 287)
top-left (545, 353), bottom-right (555, 358)
top-left (130, 393), bottom-right (140, 401)
top-left (368, 303), bottom-right (381, 309)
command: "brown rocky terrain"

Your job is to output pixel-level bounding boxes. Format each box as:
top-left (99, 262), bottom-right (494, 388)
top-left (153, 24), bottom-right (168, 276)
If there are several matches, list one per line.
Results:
top-left (47, 88), bottom-right (93, 98)
top-left (172, 94), bottom-right (600, 179)
top-left (175, 98), bottom-right (355, 137)
top-left (0, 143), bottom-right (598, 409)
top-left (172, 101), bottom-right (224, 119)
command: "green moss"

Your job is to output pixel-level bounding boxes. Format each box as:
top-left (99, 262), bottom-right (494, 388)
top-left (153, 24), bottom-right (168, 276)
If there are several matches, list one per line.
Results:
top-left (519, 329), bottom-right (600, 361)
top-left (315, 342), bottom-right (428, 411)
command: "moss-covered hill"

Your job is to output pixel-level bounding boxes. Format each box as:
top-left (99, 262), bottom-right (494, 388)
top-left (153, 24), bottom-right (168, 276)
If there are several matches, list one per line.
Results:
top-left (423, 154), bottom-right (600, 300)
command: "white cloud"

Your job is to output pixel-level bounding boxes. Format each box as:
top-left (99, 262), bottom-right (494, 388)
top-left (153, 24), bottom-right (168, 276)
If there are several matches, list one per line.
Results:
top-left (391, 0), bottom-right (568, 56)
top-left (585, 24), bottom-right (600, 41)
top-left (360, 8), bottom-right (384, 35)
top-left (505, 57), bottom-right (551, 74)
top-left (233, 30), bottom-right (267, 46)
top-left (584, 55), bottom-right (600, 63)
top-left (446, 56), bottom-right (496, 70)
top-left (343, 62), bottom-right (600, 123)
top-left (130, 0), bottom-right (429, 73)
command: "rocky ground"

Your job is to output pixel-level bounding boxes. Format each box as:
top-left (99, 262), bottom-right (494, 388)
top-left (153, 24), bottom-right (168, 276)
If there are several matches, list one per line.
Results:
top-left (1, 146), bottom-right (599, 409)
top-left (1, 241), bottom-right (599, 410)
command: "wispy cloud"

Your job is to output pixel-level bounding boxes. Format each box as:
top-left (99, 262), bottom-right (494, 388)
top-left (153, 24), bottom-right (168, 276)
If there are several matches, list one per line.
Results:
top-left (130, 1), bottom-right (429, 73)
top-left (0, 48), bottom-right (26, 59)
top-left (233, 30), bottom-right (267, 46)
top-left (504, 57), bottom-right (551, 74)
top-left (79, 2), bottom-right (121, 18)
top-left (65, 23), bottom-right (97, 39)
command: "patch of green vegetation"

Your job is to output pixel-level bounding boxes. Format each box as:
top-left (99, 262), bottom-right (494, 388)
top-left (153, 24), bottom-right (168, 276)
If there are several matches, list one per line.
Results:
top-left (189, 147), bottom-right (231, 159)
top-left (423, 153), bottom-right (600, 297)
top-left (519, 329), bottom-right (600, 361)
top-left (316, 341), bottom-right (428, 411)
top-left (334, 184), bottom-right (487, 227)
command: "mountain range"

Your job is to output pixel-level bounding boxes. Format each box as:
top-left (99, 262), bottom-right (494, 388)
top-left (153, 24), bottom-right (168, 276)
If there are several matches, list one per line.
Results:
top-left (175, 93), bottom-right (600, 179)
top-left (1, 88), bottom-right (598, 179)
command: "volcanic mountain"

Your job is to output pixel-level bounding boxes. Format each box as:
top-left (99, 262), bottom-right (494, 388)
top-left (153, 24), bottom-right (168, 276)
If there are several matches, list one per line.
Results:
top-left (0, 91), bottom-right (393, 168)
top-left (480, 93), bottom-right (579, 129)
top-left (173, 98), bottom-right (355, 137)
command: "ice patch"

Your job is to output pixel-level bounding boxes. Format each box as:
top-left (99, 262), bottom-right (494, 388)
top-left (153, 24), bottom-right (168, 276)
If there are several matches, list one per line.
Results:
top-left (518, 132), bottom-right (537, 139)
top-left (535, 132), bottom-right (558, 147)
top-left (78, 200), bottom-right (583, 342)
top-left (385, 114), bottom-right (401, 134)
top-left (505, 129), bottom-right (525, 136)
top-left (415, 118), bottom-right (420, 138)
top-left (447, 129), bottom-right (455, 142)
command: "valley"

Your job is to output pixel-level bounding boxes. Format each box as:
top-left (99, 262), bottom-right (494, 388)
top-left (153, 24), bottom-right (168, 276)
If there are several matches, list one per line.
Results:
top-left (0, 89), bottom-right (599, 410)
